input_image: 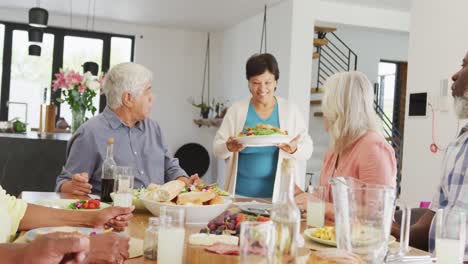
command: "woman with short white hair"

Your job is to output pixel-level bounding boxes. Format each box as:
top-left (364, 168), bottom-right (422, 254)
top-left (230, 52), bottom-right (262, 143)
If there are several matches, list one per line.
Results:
top-left (296, 71), bottom-right (396, 216)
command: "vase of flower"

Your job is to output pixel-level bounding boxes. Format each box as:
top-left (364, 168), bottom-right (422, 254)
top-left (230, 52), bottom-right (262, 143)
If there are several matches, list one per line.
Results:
top-left (71, 107), bottom-right (86, 133)
top-left (52, 69), bottom-right (104, 133)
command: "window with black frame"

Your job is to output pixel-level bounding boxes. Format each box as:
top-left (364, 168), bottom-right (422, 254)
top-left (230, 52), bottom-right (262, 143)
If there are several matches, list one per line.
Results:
top-left (0, 21), bottom-right (134, 130)
top-left (0, 24), bottom-right (4, 104)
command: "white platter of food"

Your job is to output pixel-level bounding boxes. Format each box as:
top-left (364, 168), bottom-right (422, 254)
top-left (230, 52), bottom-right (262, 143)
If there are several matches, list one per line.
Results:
top-left (141, 179), bottom-right (232, 224)
top-left (31, 199), bottom-right (110, 211)
top-left (235, 124), bottom-right (291, 147)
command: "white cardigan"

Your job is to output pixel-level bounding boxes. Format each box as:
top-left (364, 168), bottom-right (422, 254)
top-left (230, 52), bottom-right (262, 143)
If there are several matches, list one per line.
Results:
top-left (213, 97), bottom-right (313, 201)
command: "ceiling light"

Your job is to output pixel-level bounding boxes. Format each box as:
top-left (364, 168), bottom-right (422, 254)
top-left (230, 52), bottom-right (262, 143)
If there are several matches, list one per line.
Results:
top-left (29, 7), bottom-right (48, 28)
top-left (28, 28), bottom-right (43, 43)
top-left (82, 62), bottom-right (99, 76)
top-left (29, 44), bottom-right (41, 56)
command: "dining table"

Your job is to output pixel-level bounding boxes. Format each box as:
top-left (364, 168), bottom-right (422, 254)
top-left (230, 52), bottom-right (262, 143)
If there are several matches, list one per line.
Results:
top-left (17, 191), bottom-right (431, 263)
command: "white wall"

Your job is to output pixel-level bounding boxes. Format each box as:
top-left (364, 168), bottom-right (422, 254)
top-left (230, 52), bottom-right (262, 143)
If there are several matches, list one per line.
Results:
top-left (0, 8), bottom-right (217, 182)
top-left (400, 0), bottom-right (468, 206)
top-left (316, 1), bottom-right (410, 32)
top-left (307, 24), bottom-right (409, 177)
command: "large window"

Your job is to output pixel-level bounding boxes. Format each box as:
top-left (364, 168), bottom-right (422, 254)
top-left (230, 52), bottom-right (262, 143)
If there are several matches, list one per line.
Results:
top-left (8, 30), bottom-right (54, 128)
top-left (110, 37), bottom-right (132, 68)
top-left (0, 21), bottom-right (134, 129)
top-left (0, 24), bottom-right (4, 102)
top-left (378, 62), bottom-right (397, 122)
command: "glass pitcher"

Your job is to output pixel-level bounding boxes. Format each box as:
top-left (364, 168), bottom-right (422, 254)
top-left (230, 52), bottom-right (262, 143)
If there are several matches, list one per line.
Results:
top-left (330, 176), bottom-right (396, 264)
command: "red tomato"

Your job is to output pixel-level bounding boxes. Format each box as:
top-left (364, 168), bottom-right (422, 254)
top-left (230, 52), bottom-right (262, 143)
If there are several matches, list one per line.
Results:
top-left (257, 216), bottom-right (270, 222)
top-left (88, 203), bottom-right (97, 209)
top-left (88, 199), bottom-right (100, 208)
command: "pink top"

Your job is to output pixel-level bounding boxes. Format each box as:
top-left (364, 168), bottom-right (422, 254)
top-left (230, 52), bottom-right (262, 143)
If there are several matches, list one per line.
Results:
top-left (319, 131), bottom-right (397, 202)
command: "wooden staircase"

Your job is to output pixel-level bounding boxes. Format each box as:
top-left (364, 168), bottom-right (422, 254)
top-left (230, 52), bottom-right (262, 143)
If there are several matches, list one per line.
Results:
top-left (311, 26), bottom-right (336, 116)
top-left (312, 26), bottom-right (336, 60)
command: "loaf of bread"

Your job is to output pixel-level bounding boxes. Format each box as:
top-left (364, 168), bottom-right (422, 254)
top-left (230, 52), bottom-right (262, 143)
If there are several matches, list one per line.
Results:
top-left (308, 249), bottom-right (365, 264)
top-left (157, 180), bottom-right (186, 201)
top-left (176, 191), bottom-right (215, 205)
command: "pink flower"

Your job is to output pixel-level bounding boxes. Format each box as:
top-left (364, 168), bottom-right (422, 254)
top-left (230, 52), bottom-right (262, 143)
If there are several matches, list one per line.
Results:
top-left (78, 84), bottom-right (86, 93)
top-left (65, 71), bottom-right (84, 86)
top-left (52, 71), bottom-right (67, 91)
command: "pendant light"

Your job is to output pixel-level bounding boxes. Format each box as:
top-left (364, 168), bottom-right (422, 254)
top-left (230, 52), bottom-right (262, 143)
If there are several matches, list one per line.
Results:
top-left (259, 4), bottom-right (268, 53)
top-left (82, 0), bottom-right (99, 76)
top-left (82, 62), bottom-right (99, 76)
top-left (28, 28), bottom-right (43, 43)
top-left (29, 1), bottom-right (48, 28)
top-left (29, 44), bottom-right (41, 56)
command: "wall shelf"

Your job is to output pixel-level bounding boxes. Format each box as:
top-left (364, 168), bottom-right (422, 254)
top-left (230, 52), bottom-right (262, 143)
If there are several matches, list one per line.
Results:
top-left (193, 118), bottom-right (223, 128)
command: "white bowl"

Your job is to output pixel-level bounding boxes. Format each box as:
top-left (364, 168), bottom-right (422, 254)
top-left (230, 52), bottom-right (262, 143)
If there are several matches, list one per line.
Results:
top-left (142, 198), bottom-right (232, 224)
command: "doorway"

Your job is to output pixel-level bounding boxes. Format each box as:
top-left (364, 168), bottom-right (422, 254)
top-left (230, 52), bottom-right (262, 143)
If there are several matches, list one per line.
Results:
top-left (377, 60), bottom-right (408, 138)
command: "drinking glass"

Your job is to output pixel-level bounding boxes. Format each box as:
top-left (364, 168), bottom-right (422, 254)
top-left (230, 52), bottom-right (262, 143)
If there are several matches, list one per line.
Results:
top-left (157, 206), bottom-right (186, 264)
top-left (307, 185), bottom-right (325, 228)
top-left (239, 221), bottom-right (276, 264)
top-left (434, 209), bottom-right (466, 264)
top-left (112, 166), bottom-right (135, 207)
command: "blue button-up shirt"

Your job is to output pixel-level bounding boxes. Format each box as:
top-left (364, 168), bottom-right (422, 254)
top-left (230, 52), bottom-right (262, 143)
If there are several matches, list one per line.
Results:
top-left (55, 106), bottom-right (187, 193)
top-left (429, 123), bottom-right (468, 260)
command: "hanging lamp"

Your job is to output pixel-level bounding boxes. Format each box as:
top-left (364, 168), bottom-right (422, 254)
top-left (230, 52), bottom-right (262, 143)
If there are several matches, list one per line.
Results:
top-left (29, 0), bottom-right (48, 28)
top-left (82, 62), bottom-right (99, 76)
top-left (259, 5), bottom-right (268, 53)
top-left (82, 0), bottom-right (99, 76)
top-left (28, 44), bottom-right (41, 56)
top-left (28, 28), bottom-right (43, 43)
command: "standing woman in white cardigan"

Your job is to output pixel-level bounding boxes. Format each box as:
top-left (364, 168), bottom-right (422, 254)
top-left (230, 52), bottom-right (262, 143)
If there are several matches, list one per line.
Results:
top-left (213, 53), bottom-right (313, 201)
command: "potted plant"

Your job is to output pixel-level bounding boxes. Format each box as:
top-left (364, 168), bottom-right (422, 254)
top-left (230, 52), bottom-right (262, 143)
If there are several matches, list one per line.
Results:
top-left (190, 99), bottom-right (212, 119)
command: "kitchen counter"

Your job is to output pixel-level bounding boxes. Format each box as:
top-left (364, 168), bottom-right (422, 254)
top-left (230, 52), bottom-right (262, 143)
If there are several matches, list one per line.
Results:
top-left (0, 131), bottom-right (72, 141)
top-left (0, 131), bottom-right (71, 196)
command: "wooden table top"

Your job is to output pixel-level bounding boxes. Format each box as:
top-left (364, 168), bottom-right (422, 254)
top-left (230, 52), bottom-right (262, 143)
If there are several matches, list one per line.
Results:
top-left (19, 191), bottom-right (430, 263)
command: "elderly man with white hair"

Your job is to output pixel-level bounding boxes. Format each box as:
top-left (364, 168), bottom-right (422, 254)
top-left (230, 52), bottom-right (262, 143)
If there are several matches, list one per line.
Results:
top-left (56, 62), bottom-right (198, 195)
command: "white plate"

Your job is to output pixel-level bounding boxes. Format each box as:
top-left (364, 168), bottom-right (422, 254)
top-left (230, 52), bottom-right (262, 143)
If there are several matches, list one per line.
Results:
top-left (235, 135), bottom-right (291, 147)
top-left (25, 227), bottom-right (143, 259)
top-left (142, 198), bottom-right (232, 224)
top-left (25, 226), bottom-right (105, 242)
top-left (304, 228), bottom-right (337, 246)
top-left (238, 203), bottom-right (272, 216)
top-left (32, 199), bottom-right (111, 211)
top-left (303, 228), bottom-right (396, 247)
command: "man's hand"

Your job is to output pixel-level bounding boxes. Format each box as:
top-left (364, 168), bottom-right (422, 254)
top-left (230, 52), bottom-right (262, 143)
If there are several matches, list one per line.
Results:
top-left (176, 174), bottom-right (200, 186)
top-left (226, 136), bottom-right (246, 153)
top-left (84, 233), bottom-right (129, 264)
top-left (91, 206), bottom-right (134, 231)
top-left (21, 232), bottom-right (89, 264)
top-left (60, 173), bottom-right (93, 195)
top-left (278, 134), bottom-right (300, 154)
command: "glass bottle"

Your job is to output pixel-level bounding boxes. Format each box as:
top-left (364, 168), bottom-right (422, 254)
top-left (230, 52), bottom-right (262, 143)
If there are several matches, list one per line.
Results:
top-left (38, 87), bottom-right (48, 138)
top-left (271, 158), bottom-right (301, 263)
top-left (143, 217), bottom-right (160, 260)
top-left (100, 137), bottom-right (116, 202)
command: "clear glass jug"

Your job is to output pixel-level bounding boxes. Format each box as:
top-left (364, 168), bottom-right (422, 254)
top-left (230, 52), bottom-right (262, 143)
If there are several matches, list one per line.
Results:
top-left (330, 176), bottom-right (396, 264)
